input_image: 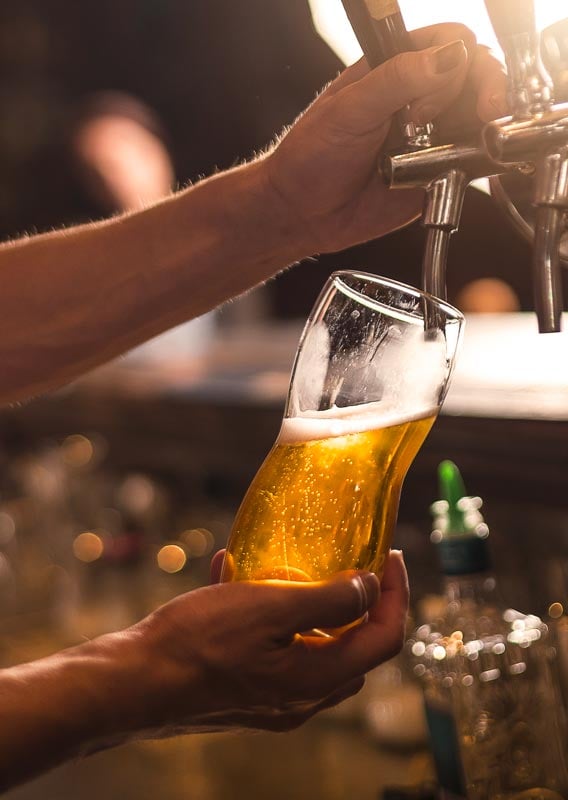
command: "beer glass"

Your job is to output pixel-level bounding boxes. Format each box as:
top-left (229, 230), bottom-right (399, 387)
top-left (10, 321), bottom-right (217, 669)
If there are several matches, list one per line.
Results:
top-left (221, 271), bottom-right (463, 586)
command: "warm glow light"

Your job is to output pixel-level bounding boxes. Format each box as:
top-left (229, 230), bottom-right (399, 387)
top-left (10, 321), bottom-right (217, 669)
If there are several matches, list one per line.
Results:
top-left (549, 602), bottom-right (564, 619)
top-left (61, 434), bottom-right (94, 468)
top-left (73, 531), bottom-right (104, 562)
top-left (433, 645), bottom-right (446, 661)
top-left (0, 512), bottom-right (16, 545)
top-left (180, 528), bottom-right (215, 558)
top-left (0, 553), bottom-right (12, 582)
top-left (118, 475), bottom-right (156, 514)
top-left (157, 544), bottom-right (187, 574)
top-left (411, 641), bottom-right (426, 657)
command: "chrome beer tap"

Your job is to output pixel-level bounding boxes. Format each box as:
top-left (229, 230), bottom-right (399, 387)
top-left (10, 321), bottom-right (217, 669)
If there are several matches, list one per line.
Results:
top-left (482, 0), bottom-right (568, 332)
top-left (342, 0), bottom-right (568, 332)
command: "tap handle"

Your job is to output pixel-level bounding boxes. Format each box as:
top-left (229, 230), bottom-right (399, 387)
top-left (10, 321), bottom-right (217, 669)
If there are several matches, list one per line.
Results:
top-left (484, 0), bottom-right (537, 39)
top-left (541, 18), bottom-right (568, 103)
top-left (484, 0), bottom-right (553, 117)
top-left (341, 0), bottom-right (433, 148)
top-left (341, 0), bottom-right (412, 69)
top-left (340, 0), bottom-right (384, 69)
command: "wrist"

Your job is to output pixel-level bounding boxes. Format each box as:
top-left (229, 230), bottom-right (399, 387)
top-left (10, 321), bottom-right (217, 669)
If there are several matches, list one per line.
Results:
top-left (0, 629), bottom-right (151, 789)
top-left (156, 158), bottom-right (311, 310)
top-left (29, 629), bottom-right (153, 758)
top-left (193, 156), bottom-right (311, 270)
top-left (241, 156), bottom-right (313, 265)
top-left (70, 629), bottom-right (156, 753)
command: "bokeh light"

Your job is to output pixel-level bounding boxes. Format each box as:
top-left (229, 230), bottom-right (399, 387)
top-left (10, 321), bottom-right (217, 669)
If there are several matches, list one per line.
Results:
top-left (0, 511), bottom-right (16, 546)
top-left (61, 434), bottom-right (94, 468)
top-left (73, 531), bottom-right (105, 563)
top-left (179, 528), bottom-right (215, 558)
top-left (549, 602), bottom-right (564, 619)
top-left (117, 474), bottom-right (156, 515)
top-left (157, 544), bottom-right (187, 574)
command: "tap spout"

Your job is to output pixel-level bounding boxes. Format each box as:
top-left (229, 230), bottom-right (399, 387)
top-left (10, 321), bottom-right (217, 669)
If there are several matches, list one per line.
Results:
top-left (422, 228), bottom-right (451, 301)
top-left (421, 169), bottom-right (469, 301)
top-left (533, 206), bottom-right (565, 333)
top-left (532, 148), bottom-right (568, 332)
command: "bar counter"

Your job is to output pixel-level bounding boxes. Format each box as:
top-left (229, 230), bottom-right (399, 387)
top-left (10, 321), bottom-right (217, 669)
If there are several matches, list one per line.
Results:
top-left (3, 314), bottom-right (568, 500)
top-left (1, 313), bottom-right (568, 798)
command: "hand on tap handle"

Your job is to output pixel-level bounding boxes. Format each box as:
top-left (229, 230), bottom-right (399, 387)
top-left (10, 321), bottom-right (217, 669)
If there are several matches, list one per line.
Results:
top-left (342, 0), bottom-right (433, 149)
top-left (267, 23), bottom-right (508, 256)
top-left (342, 2), bottom-right (488, 303)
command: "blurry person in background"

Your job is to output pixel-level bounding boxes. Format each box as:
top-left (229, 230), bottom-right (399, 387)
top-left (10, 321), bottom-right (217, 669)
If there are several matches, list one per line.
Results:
top-left (71, 92), bottom-right (175, 215)
top-left (0, 0), bottom-right (341, 331)
top-left (0, 11), bottom-right (509, 794)
top-left (0, 0), bottom-right (340, 236)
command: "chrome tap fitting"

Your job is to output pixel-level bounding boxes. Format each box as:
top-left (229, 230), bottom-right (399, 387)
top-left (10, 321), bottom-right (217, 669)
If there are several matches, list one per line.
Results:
top-left (341, 0), bottom-right (568, 331)
top-left (381, 1), bottom-right (568, 332)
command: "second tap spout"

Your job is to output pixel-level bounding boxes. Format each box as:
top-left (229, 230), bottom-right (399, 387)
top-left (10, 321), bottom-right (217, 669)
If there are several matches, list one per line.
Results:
top-left (532, 147), bottom-right (568, 332)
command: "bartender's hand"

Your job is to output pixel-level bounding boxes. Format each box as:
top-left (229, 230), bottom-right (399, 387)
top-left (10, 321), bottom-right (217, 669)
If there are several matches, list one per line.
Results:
top-left (265, 23), bottom-right (507, 255)
top-left (129, 550), bottom-right (408, 735)
top-left (0, 552), bottom-right (408, 791)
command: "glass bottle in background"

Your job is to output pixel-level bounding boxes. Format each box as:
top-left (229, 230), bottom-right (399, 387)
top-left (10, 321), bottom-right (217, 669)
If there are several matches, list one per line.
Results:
top-left (408, 461), bottom-right (568, 799)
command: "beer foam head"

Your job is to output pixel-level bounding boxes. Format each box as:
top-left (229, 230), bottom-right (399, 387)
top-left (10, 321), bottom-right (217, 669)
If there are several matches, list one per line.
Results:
top-left (288, 321), bottom-right (450, 421)
top-left (278, 402), bottom-right (437, 444)
top-left (369, 325), bottom-right (449, 412)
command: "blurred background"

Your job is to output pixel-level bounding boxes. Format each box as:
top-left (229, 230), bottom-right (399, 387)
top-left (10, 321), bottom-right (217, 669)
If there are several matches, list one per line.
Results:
top-left (1, 1), bottom-right (568, 798)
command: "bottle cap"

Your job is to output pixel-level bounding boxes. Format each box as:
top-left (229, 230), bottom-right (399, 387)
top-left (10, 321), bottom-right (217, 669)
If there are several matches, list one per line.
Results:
top-left (431, 460), bottom-right (490, 576)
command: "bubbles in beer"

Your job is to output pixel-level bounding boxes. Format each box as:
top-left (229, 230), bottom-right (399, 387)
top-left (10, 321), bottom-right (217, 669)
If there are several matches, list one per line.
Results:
top-left (223, 403), bottom-right (436, 583)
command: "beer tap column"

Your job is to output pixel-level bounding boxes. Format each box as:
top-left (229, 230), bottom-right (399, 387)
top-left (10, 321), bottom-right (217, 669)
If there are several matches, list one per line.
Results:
top-left (484, 0), bottom-right (566, 333)
top-left (340, 0), bottom-right (568, 331)
top-left (341, 0), bottom-right (468, 303)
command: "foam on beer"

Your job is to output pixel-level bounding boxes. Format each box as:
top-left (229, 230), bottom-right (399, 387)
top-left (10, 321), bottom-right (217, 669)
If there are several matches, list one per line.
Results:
top-left (278, 402), bottom-right (437, 445)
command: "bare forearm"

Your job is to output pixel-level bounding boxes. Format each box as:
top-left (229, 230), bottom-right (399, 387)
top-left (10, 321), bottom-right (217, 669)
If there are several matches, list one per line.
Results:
top-left (0, 633), bottom-right (150, 791)
top-left (0, 159), bottom-right (302, 406)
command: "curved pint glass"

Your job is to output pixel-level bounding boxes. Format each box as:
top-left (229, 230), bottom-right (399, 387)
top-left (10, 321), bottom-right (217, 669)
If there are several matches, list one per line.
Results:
top-left (221, 271), bottom-right (464, 589)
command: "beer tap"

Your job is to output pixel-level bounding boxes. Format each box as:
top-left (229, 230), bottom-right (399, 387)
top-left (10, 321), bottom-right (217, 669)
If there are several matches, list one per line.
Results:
top-left (341, 0), bottom-right (568, 332)
top-left (341, 0), bottom-right (434, 148)
top-left (482, 0), bottom-right (566, 332)
top-left (342, 0), bottom-right (466, 302)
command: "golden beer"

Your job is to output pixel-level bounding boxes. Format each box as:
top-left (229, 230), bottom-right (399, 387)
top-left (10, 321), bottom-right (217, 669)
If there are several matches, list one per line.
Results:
top-left (222, 404), bottom-right (435, 584)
